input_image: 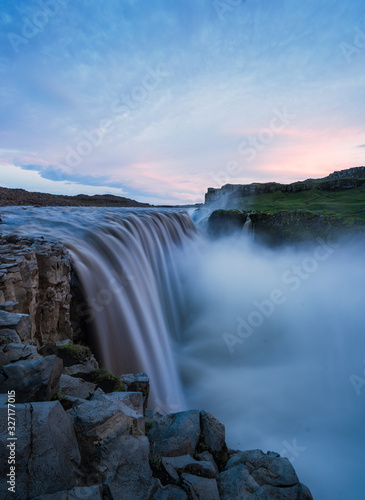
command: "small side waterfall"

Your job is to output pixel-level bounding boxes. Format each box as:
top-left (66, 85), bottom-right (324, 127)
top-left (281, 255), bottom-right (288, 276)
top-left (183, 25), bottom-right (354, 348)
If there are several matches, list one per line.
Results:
top-left (67, 211), bottom-right (195, 412)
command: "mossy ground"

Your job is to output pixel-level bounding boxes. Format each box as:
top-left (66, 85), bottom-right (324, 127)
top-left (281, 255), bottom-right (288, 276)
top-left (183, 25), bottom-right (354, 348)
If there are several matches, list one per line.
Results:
top-left (231, 186), bottom-right (365, 220)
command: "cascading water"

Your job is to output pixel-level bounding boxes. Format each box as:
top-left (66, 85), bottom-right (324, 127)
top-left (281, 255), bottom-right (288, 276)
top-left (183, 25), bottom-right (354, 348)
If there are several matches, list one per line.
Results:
top-left (1, 208), bottom-right (195, 412)
top-left (1, 206), bottom-right (364, 500)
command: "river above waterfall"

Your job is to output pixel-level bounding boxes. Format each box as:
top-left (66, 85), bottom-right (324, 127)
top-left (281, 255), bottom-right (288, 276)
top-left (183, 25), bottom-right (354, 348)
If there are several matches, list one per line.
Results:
top-left (1, 206), bottom-right (364, 500)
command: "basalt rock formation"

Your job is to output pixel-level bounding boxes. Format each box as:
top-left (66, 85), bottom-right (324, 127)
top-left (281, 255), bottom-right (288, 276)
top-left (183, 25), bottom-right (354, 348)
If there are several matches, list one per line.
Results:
top-left (0, 235), bottom-right (73, 345)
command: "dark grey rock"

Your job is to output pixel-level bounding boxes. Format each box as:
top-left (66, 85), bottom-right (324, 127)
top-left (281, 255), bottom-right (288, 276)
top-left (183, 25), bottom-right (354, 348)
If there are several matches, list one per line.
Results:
top-left (196, 451), bottom-right (219, 477)
top-left (59, 374), bottom-right (96, 399)
top-left (0, 355), bottom-right (63, 403)
top-left (151, 481), bottom-right (188, 499)
top-left (32, 484), bottom-right (104, 499)
top-left (0, 310), bottom-right (31, 340)
top-left (226, 449), bottom-right (298, 487)
top-left (68, 392), bottom-right (152, 499)
top-left (200, 410), bottom-right (227, 453)
top-left (2, 342), bottom-right (41, 363)
top-left (62, 356), bottom-right (99, 376)
top-left (218, 464), bottom-right (267, 500)
top-left (120, 372), bottom-right (149, 407)
top-left (182, 473), bottom-right (220, 500)
top-left (0, 401), bottom-right (81, 499)
top-left (162, 454), bottom-right (217, 481)
top-left (148, 410), bottom-right (200, 458)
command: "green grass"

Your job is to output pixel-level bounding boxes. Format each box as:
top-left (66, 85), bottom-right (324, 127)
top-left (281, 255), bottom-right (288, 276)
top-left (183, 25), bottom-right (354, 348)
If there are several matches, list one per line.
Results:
top-left (231, 186), bottom-right (365, 220)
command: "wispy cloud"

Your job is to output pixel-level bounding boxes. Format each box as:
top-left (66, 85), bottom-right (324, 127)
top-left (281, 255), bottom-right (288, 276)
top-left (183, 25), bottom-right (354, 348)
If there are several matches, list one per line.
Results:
top-left (1, 0), bottom-right (365, 203)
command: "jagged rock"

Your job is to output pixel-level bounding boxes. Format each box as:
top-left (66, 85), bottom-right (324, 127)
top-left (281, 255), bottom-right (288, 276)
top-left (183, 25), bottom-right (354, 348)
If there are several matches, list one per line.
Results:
top-left (68, 392), bottom-right (152, 499)
top-left (219, 450), bottom-right (313, 500)
top-left (182, 473), bottom-right (220, 500)
top-left (1, 342), bottom-right (41, 363)
top-left (196, 451), bottom-right (219, 477)
top-left (226, 449), bottom-right (299, 486)
top-left (120, 371), bottom-right (150, 409)
top-left (0, 328), bottom-right (21, 344)
top-left (59, 374), bottom-right (97, 399)
top-left (218, 464), bottom-right (267, 500)
top-left (32, 484), bottom-right (104, 499)
top-left (151, 481), bottom-right (188, 499)
top-left (200, 410), bottom-right (227, 453)
top-left (62, 356), bottom-right (99, 376)
top-left (0, 237), bottom-right (73, 345)
top-left (162, 454), bottom-right (217, 481)
top-left (0, 355), bottom-right (63, 403)
top-left (0, 300), bottom-right (19, 311)
top-left (0, 401), bottom-right (81, 499)
top-left (148, 410), bottom-right (200, 458)
top-left (0, 310), bottom-right (31, 341)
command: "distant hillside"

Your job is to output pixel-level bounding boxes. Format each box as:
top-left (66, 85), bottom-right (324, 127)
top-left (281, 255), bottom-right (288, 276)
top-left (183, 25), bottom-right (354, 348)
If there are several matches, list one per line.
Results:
top-left (0, 187), bottom-right (150, 207)
top-left (205, 166), bottom-right (365, 205)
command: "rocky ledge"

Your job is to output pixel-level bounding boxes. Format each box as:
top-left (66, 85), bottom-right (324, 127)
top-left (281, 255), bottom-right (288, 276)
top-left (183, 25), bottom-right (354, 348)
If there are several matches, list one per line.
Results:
top-left (0, 235), bottom-right (73, 345)
top-left (0, 338), bottom-right (313, 500)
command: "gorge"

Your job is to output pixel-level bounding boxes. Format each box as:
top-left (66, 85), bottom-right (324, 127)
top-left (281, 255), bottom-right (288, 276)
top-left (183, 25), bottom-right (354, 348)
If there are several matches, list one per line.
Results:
top-left (0, 200), bottom-right (364, 499)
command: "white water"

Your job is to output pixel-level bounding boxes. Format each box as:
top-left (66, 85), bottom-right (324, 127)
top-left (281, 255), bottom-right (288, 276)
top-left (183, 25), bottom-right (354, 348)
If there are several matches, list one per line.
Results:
top-left (1, 206), bottom-right (365, 499)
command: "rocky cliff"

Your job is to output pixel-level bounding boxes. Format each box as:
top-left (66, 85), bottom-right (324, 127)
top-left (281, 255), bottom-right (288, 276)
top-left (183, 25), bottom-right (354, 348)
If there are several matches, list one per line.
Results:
top-left (0, 235), bottom-right (73, 345)
top-left (205, 166), bottom-right (365, 204)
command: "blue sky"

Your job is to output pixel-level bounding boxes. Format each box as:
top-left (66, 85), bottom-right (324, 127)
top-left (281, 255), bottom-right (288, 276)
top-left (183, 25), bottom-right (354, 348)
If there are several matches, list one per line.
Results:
top-left (0, 0), bottom-right (364, 204)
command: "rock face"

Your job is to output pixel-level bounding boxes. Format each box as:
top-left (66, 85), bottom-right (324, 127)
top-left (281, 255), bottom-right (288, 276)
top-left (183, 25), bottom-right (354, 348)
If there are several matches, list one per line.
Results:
top-left (205, 166), bottom-right (365, 204)
top-left (0, 235), bottom-right (73, 345)
top-left (0, 401), bottom-right (81, 500)
top-left (208, 209), bottom-right (365, 245)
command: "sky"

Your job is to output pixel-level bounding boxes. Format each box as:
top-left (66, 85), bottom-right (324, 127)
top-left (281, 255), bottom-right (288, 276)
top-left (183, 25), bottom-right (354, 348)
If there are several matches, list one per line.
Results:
top-left (0, 0), bottom-right (364, 205)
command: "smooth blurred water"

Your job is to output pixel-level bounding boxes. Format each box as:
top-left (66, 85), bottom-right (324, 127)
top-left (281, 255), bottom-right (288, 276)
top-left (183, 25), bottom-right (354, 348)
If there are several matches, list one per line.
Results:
top-left (1, 206), bottom-right (364, 499)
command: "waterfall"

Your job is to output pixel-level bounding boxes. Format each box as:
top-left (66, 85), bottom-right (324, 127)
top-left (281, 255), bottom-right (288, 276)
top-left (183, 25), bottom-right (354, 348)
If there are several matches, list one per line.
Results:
top-left (2, 208), bottom-right (196, 413)
top-left (67, 211), bottom-right (196, 412)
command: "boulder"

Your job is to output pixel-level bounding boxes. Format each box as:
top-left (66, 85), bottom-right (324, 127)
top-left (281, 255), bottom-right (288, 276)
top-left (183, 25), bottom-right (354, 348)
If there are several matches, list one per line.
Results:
top-left (226, 449), bottom-right (299, 487)
top-left (162, 454), bottom-right (217, 481)
top-left (0, 401), bottom-right (81, 499)
top-left (220, 450), bottom-right (314, 500)
top-left (182, 473), bottom-right (220, 500)
top-left (0, 355), bottom-right (63, 403)
top-left (68, 392), bottom-right (153, 499)
top-left (32, 485), bottom-right (104, 500)
top-left (0, 310), bottom-right (31, 341)
top-left (62, 356), bottom-right (99, 376)
top-left (196, 451), bottom-right (219, 477)
top-left (59, 374), bottom-right (96, 399)
top-left (200, 410), bottom-right (227, 453)
top-left (120, 372), bottom-right (149, 407)
top-left (148, 410), bottom-right (200, 458)
top-left (151, 481), bottom-right (188, 499)
top-left (1, 342), bottom-right (41, 363)
top-left (218, 464), bottom-right (267, 500)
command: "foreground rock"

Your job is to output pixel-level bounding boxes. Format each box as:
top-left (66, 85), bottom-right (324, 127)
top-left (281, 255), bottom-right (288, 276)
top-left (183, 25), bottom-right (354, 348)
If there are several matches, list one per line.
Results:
top-left (0, 334), bottom-right (313, 499)
top-left (0, 401), bottom-right (80, 499)
top-left (0, 355), bottom-right (63, 403)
